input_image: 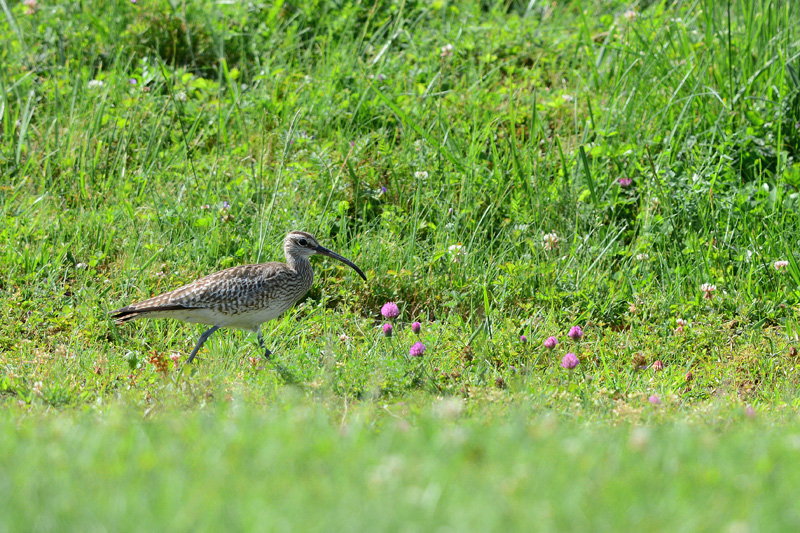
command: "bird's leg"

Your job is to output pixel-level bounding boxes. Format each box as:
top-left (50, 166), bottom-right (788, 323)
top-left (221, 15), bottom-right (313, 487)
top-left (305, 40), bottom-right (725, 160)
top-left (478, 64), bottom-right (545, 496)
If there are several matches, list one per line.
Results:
top-left (185, 325), bottom-right (220, 364)
top-left (257, 329), bottom-right (272, 360)
top-left (255, 328), bottom-right (297, 384)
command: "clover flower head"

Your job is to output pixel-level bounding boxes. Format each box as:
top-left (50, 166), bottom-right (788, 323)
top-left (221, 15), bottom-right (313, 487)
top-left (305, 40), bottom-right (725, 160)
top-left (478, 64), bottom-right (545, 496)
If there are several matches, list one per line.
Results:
top-left (561, 352), bottom-right (579, 369)
top-left (409, 341), bottom-right (426, 357)
top-left (542, 232), bottom-right (559, 251)
top-left (448, 244), bottom-right (465, 263)
top-left (381, 302), bottom-right (400, 319)
top-left (700, 283), bottom-right (717, 299)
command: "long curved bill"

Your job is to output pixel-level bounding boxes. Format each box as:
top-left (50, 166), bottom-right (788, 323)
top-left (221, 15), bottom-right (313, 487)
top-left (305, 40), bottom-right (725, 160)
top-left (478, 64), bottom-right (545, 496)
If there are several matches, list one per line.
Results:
top-left (316, 245), bottom-right (368, 281)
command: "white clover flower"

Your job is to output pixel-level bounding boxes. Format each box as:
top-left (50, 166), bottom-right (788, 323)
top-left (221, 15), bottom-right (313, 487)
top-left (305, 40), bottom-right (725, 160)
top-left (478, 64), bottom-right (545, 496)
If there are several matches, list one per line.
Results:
top-left (87, 80), bottom-right (104, 89)
top-left (774, 260), bottom-right (789, 270)
top-left (174, 91), bottom-right (188, 102)
top-left (440, 44), bottom-right (454, 58)
top-left (448, 243), bottom-right (465, 263)
top-left (700, 283), bottom-right (717, 299)
top-left (561, 94), bottom-right (574, 103)
top-left (635, 253), bottom-right (649, 261)
top-left (676, 318), bottom-right (688, 327)
top-left (542, 232), bottom-right (559, 251)
top-left (414, 171), bottom-right (429, 180)
top-left (623, 9), bottom-right (637, 21)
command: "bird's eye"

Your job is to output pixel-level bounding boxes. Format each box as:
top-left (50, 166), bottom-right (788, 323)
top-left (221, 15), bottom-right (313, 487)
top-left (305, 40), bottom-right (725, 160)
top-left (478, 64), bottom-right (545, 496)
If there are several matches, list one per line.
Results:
top-left (298, 238), bottom-right (308, 246)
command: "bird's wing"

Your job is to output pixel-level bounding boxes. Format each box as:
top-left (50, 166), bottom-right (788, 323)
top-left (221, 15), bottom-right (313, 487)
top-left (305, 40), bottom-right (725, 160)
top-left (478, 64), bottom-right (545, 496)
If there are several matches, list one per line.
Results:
top-left (112, 263), bottom-right (290, 318)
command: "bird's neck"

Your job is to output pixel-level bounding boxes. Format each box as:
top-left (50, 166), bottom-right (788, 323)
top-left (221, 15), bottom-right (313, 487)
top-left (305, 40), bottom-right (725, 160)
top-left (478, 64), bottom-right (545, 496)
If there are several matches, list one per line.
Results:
top-left (287, 254), bottom-right (314, 288)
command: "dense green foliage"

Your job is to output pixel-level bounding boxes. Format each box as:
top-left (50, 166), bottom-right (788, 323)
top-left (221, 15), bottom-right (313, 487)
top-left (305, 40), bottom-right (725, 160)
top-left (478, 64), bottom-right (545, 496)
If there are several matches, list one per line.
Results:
top-left (1, 0), bottom-right (800, 529)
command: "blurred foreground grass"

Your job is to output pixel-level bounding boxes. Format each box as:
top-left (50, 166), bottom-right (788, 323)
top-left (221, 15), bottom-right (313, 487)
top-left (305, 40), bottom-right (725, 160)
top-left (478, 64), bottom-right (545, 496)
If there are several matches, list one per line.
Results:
top-left (3, 400), bottom-right (800, 531)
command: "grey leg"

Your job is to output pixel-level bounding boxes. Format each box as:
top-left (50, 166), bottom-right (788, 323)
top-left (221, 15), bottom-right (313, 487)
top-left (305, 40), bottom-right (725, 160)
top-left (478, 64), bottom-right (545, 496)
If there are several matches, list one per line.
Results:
top-left (255, 328), bottom-right (295, 383)
top-left (185, 325), bottom-right (220, 364)
top-left (257, 329), bottom-right (272, 359)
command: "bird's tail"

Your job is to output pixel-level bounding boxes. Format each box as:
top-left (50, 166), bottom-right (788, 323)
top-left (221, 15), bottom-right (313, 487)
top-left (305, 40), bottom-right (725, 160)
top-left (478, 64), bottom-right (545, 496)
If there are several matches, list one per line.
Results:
top-left (110, 304), bottom-right (190, 325)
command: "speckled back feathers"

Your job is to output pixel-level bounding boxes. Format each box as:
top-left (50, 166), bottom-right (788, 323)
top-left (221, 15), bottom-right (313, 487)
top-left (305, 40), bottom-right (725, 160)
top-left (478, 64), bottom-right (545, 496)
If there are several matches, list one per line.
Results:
top-left (112, 260), bottom-right (314, 324)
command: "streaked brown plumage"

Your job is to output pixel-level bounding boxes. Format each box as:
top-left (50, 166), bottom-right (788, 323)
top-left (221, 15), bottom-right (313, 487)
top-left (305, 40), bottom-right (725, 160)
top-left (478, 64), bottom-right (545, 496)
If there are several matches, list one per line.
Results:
top-left (112, 231), bottom-right (367, 364)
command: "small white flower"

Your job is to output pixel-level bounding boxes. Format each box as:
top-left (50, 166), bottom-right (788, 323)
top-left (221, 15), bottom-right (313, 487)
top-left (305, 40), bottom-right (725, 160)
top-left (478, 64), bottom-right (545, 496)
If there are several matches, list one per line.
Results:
top-left (774, 260), bottom-right (789, 270)
top-left (700, 283), bottom-right (717, 299)
top-left (561, 94), bottom-right (574, 103)
top-left (676, 318), bottom-right (688, 327)
top-left (623, 9), bottom-right (637, 21)
top-left (448, 244), bottom-right (465, 263)
top-left (414, 171), bottom-right (429, 180)
top-left (87, 80), bottom-right (104, 89)
top-left (174, 91), bottom-right (187, 102)
top-left (635, 253), bottom-right (649, 261)
top-left (440, 44), bottom-right (454, 58)
top-left (542, 232), bottom-right (559, 251)
top-left (75, 262), bottom-right (87, 269)
top-left (339, 333), bottom-right (349, 342)
top-left (32, 381), bottom-right (43, 396)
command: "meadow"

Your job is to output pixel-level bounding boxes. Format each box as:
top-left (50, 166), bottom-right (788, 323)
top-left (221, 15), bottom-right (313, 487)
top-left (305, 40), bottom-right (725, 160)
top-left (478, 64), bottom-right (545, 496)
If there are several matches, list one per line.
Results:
top-left (1, 0), bottom-right (800, 529)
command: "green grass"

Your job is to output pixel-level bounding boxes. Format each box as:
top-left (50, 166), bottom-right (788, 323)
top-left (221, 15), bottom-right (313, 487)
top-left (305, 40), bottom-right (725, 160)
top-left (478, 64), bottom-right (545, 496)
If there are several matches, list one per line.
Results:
top-left (1, 0), bottom-right (800, 529)
top-left (4, 402), bottom-right (800, 531)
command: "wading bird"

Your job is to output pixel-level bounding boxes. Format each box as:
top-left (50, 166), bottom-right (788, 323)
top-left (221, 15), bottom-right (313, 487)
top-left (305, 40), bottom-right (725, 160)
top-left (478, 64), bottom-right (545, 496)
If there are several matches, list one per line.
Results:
top-left (112, 231), bottom-right (367, 364)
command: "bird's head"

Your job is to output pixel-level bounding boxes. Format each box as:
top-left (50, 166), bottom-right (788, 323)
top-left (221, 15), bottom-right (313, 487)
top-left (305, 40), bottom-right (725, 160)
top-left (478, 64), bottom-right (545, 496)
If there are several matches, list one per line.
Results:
top-left (284, 231), bottom-right (367, 281)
